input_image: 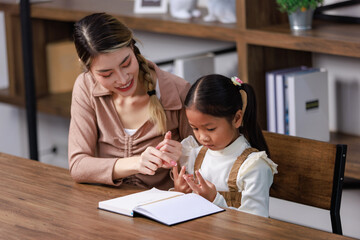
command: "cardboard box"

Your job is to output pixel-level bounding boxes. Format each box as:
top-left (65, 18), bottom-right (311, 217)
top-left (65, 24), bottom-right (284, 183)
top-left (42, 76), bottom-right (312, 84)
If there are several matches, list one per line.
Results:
top-left (46, 41), bottom-right (82, 94)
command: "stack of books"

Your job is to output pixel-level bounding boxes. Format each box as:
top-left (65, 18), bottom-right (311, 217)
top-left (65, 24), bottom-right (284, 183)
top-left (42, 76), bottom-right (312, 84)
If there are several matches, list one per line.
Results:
top-left (265, 66), bottom-right (330, 141)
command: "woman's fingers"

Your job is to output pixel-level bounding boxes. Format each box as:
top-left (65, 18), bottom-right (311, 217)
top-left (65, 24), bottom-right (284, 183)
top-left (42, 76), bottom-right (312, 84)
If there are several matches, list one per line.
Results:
top-left (164, 131), bottom-right (171, 140)
top-left (150, 147), bottom-right (177, 167)
top-left (139, 147), bottom-right (171, 174)
top-left (138, 131), bottom-right (179, 175)
top-left (157, 141), bottom-right (182, 163)
top-left (156, 131), bottom-right (171, 150)
top-left (156, 131), bottom-right (181, 158)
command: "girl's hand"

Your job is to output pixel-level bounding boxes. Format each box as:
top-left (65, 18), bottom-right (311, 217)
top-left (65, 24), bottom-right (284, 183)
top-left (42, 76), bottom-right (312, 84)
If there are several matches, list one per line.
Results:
top-left (172, 165), bottom-right (192, 193)
top-left (156, 131), bottom-right (182, 169)
top-left (138, 146), bottom-right (176, 175)
top-left (183, 170), bottom-right (217, 202)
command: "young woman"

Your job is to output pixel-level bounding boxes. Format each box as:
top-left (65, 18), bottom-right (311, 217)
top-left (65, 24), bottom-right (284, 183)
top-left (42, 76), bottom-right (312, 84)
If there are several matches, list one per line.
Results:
top-left (68, 13), bottom-right (193, 190)
top-left (173, 74), bottom-right (277, 217)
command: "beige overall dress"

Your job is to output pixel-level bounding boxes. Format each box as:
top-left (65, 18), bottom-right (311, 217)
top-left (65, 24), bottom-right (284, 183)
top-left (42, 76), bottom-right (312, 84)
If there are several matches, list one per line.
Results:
top-left (194, 147), bottom-right (258, 208)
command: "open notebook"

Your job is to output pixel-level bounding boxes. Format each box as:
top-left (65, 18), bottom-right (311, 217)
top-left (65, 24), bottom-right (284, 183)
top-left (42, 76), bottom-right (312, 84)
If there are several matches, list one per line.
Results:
top-left (98, 188), bottom-right (225, 226)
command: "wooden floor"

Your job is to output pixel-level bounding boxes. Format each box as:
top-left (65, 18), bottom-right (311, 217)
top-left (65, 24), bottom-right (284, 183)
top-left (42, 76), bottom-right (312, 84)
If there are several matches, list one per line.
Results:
top-left (330, 132), bottom-right (360, 181)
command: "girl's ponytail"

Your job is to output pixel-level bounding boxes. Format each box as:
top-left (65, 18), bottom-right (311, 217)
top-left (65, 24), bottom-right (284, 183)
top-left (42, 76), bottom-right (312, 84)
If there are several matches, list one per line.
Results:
top-left (240, 84), bottom-right (270, 157)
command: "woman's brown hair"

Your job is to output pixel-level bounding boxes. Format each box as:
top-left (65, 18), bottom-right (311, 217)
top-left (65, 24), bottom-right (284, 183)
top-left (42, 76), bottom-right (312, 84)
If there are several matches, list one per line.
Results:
top-left (73, 13), bottom-right (167, 134)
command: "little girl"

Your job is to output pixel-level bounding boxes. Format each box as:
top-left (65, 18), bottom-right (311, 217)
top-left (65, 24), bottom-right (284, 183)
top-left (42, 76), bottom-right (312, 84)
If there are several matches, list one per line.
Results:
top-left (172, 74), bottom-right (277, 217)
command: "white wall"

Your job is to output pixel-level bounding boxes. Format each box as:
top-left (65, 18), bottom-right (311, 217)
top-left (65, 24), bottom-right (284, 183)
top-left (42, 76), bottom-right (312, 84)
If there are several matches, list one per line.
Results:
top-left (313, 54), bottom-right (360, 136)
top-left (0, 104), bottom-right (28, 157)
top-left (0, 103), bottom-right (70, 168)
top-left (36, 113), bottom-right (70, 168)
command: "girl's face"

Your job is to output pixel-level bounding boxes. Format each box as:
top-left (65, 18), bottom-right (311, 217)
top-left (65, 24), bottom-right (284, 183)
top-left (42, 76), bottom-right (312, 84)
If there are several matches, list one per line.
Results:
top-left (90, 47), bottom-right (140, 97)
top-left (186, 107), bottom-right (242, 151)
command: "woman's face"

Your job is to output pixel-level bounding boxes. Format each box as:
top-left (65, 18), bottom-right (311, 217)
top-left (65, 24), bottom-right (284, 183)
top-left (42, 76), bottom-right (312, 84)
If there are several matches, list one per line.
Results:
top-left (185, 107), bottom-right (241, 151)
top-left (90, 47), bottom-right (140, 97)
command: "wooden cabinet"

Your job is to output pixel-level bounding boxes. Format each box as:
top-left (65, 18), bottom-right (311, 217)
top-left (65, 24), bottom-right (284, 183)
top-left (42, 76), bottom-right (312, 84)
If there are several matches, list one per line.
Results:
top-left (0, 0), bottom-right (359, 179)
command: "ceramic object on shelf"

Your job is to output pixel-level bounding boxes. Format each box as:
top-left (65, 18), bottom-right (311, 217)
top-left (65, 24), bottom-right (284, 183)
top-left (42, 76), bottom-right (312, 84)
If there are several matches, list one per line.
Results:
top-left (288, 8), bottom-right (315, 30)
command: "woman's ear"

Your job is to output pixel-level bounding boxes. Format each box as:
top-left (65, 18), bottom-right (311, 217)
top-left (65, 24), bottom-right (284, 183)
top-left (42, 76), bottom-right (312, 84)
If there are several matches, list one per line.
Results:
top-left (232, 109), bottom-right (243, 128)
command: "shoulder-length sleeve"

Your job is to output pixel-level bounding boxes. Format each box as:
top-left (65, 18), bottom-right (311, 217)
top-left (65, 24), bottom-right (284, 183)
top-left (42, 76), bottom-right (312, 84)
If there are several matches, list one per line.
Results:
top-left (179, 135), bottom-right (199, 174)
top-left (237, 152), bottom-right (278, 217)
top-left (68, 73), bottom-right (119, 186)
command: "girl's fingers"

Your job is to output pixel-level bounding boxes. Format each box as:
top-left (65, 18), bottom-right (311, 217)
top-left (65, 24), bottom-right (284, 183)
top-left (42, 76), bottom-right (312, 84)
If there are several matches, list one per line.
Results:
top-left (186, 173), bottom-right (194, 179)
top-left (179, 165), bottom-right (186, 176)
top-left (172, 165), bottom-right (179, 179)
top-left (195, 171), bottom-right (206, 185)
top-left (183, 175), bottom-right (199, 193)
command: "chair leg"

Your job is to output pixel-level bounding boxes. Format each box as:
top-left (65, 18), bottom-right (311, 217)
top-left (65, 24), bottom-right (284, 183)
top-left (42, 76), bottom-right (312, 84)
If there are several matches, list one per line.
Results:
top-left (330, 144), bottom-right (347, 235)
top-left (331, 210), bottom-right (342, 235)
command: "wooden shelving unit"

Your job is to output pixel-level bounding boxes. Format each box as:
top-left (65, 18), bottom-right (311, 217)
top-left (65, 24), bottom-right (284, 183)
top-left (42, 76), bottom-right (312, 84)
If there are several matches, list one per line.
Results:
top-left (0, 0), bottom-right (359, 179)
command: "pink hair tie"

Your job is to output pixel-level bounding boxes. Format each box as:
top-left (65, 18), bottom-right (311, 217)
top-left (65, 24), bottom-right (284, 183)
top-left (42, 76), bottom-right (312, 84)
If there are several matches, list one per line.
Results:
top-left (231, 76), bottom-right (243, 86)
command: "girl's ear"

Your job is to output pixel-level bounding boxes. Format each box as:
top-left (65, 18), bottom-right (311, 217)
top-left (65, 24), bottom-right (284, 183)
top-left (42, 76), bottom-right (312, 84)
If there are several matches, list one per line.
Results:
top-left (232, 109), bottom-right (243, 128)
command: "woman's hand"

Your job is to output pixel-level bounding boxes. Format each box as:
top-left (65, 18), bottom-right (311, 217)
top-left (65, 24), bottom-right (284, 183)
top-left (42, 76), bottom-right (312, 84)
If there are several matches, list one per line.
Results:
top-left (156, 131), bottom-right (182, 169)
top-left (120, 131), bottom-right (180, 176)
top-left (137, 146), bottom-right (177, 175)
top-left (172, 165), bottom-right (192, 193)
top-left (183, 170), bottom-right (217, 202)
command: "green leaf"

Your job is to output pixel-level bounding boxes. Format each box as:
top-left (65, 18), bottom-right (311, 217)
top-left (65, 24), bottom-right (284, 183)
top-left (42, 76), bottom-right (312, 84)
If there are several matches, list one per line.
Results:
top-left (276, 0), bottom-right (324, 13)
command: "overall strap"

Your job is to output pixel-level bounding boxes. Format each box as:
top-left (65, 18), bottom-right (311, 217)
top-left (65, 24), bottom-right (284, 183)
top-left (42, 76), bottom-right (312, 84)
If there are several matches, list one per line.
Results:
top-left (227, 148), bottom-right (259, 192)
top-left (194, 146), bottom-right (208, 172)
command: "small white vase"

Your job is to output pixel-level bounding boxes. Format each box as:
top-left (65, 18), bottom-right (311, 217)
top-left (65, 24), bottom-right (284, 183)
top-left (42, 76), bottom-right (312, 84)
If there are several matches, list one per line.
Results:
top-left (288, 8), bottom-right (314, 30)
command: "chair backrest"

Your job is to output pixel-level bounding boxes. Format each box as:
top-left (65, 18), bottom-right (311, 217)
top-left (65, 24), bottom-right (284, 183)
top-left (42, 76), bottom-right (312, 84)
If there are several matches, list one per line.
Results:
top-left (263, 131), bottom-right (347, 235)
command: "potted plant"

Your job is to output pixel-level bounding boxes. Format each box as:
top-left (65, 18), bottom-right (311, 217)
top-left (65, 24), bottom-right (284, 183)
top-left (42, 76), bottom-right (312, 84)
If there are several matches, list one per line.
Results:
top-left (276, 0), bottom-right (324, 30)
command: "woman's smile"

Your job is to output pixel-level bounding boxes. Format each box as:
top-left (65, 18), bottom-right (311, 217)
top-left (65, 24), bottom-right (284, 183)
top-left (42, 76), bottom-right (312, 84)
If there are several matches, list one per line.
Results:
top-left (115, 79), bottom-right (134, 92)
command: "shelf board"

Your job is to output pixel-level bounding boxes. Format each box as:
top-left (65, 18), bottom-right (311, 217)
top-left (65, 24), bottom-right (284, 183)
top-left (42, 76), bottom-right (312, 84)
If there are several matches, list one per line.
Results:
top-left (0, 0), bottom-right (237, 42)
top-left (0, 88), bottom-right (23, 106)
top-left (244, 19), bottom-right (360, 58)
top-left (0, 88), bottom-right (71, 118)
top-left (37, 91), bottom-right (71, 118)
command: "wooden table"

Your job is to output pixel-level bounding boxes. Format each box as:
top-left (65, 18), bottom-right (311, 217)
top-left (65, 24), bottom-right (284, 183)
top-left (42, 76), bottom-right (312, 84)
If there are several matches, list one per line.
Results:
top-left (0, 152), bottom-right (354, 240)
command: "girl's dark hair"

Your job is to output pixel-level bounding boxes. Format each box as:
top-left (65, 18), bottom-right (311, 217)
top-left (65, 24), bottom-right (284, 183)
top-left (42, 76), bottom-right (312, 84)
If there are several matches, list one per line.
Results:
top-left (185, 74), bottom-right (269, 156)
top-left (73, 13), bottom-right (167, 134)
